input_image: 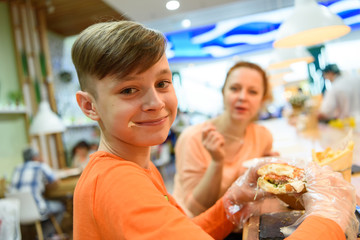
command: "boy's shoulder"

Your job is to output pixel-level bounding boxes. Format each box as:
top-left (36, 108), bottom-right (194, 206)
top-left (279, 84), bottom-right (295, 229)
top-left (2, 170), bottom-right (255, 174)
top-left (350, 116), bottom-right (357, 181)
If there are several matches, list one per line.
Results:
top-left (76, 152), bottom-right (162, 197)
top-left (89, 151), bottom-right (141, 169)
top-left (86, 151), bottom-right (157, 178)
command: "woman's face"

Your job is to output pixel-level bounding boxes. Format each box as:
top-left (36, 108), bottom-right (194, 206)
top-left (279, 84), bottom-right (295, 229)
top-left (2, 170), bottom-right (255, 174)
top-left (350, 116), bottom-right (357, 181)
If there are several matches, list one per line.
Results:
top-left (222, 67), bottom-right (265, 122)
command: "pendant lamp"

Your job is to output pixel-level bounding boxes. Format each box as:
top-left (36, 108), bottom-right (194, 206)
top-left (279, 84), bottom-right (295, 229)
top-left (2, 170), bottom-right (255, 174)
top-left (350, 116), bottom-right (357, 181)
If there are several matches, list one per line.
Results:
top-left (269, 68), bottom-right (292, 87)
top-left (29, 101), bottom-right (66, 135)
top-left (268, 47), bottom-right (314, 70)
top-left (273, 0), bottom-right (350, 48)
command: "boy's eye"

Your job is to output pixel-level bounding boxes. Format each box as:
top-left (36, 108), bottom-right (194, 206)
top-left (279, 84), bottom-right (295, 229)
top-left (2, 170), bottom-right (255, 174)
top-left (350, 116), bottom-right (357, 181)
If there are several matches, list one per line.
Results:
top-left (230, 86), bottom-right (239, 91)
top-left (120, 88), bottom-right (138, 95)
top-left (157, 80), bottom-right (171, 89)
top-left (249, 90), bottom-right (258, 95)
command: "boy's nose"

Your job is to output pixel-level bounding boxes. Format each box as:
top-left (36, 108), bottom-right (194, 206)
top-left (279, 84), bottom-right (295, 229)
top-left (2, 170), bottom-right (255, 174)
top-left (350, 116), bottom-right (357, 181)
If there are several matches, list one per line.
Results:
top-left (142, 88), bottom-right (165, 111)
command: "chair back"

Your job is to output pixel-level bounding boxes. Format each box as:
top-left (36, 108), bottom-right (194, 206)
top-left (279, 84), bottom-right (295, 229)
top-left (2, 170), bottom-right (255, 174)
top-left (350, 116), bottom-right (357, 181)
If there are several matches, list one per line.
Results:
top-left (0, 178), bottom-right (6, 198)
top-left (152, 143), bottom-right (171, 167)
top-left (5, 191), bottom-right (42, 225)
top-left (0, 198), bottom-right (21, 240)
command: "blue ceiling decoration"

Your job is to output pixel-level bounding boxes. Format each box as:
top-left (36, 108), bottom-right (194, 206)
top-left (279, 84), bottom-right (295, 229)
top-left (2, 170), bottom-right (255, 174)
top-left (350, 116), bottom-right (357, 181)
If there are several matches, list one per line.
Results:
top-left (165, 0), bottom-right (360, 63)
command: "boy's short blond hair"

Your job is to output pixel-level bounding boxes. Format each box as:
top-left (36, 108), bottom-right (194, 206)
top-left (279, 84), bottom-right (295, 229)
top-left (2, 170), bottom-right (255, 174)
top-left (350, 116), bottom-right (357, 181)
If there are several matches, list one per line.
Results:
top-left (72, 21), bottom-right (166, 97)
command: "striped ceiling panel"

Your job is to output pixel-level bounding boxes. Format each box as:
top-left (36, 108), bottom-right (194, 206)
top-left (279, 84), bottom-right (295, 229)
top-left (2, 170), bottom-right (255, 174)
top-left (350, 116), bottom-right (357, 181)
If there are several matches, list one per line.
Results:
top-left (165, 0), bottom-right (360, 62)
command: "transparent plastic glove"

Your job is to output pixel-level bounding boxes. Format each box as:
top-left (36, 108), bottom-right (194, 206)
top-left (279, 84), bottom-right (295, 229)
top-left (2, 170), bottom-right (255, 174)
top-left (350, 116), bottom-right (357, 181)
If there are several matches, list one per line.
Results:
top-left (282, 162), bottom-right (359, 240)
top-left (223, 157), bottom-right (282, 229)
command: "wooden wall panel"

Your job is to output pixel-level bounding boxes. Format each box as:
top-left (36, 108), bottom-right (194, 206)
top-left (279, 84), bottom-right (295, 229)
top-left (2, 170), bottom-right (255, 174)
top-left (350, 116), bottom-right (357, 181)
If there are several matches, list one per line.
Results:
top-left (32, 0), bottom-right (127, 36)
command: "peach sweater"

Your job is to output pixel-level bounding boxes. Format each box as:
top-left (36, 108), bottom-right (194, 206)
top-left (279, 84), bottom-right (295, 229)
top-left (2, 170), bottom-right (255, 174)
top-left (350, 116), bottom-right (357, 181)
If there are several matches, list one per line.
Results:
top-left (173, 122), bottom-right (274, 216)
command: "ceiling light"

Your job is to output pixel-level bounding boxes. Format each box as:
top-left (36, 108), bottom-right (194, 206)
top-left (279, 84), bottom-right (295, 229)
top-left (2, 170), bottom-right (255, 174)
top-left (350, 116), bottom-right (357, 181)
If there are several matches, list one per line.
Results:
top-left (166, 0), bottom-right (180, 11)
top-left (269, 68), bottom-right (292, 87)
top-left (30, 101), bottom-right (66, 135)
top-left (273, 0), bottom-right (350, 48)
top-left (181, 19), bottom-right (191, 28)
top-left (268, 47), bottom-right (314, 70)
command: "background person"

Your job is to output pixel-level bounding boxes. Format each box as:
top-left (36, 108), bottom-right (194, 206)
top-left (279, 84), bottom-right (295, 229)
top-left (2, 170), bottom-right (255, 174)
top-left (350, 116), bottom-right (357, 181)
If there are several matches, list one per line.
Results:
top-left (173, 61), bottom-right (280, 217)
top-left (318, 64), bottom-right (360, 121)
top-left (9, 147), bottom-right (65, 238)
top-left (71, 140), bottom-right (91, 169)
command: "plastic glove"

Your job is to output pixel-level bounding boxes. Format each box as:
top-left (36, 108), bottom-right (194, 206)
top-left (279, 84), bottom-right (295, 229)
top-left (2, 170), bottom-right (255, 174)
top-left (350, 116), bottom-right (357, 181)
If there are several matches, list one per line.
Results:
top-left (223, 157), bottom-right (282, 229)
top-left (283, 162), bottom-right (359, 240)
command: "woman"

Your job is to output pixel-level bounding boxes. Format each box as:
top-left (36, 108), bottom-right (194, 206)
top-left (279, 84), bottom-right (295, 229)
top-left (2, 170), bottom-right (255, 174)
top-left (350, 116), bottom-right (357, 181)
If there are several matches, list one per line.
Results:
top-left (173, 61), bottom-right (280, 217)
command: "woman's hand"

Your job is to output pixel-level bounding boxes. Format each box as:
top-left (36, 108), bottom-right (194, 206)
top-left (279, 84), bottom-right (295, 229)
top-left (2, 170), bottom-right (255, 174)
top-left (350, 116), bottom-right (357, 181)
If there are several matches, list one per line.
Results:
top-left (202, 124), bottom-right (225, 163)
top-left (189, 123), bottom-right (226, 215)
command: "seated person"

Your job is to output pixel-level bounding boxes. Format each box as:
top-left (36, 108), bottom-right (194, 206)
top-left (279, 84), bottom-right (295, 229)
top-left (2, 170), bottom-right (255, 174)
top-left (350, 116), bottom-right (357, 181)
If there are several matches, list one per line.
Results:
top-left (173, 61), bottom-right (280, 217)
top-left (9, 147), bottom-right (65, 238)
top-left (71, 140), bottom-right (91, 169)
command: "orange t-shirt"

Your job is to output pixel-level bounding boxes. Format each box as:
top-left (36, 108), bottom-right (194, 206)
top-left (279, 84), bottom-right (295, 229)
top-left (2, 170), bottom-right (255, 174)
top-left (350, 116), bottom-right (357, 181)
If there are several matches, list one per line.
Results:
top-left (73, 151), bottom-right (234, 240)
top-left (73, 151), bottom-right (345, 240)
top-left (285, 215), bottom-right (345, 240)
top-left (173, 122), bottom-right (274, 216)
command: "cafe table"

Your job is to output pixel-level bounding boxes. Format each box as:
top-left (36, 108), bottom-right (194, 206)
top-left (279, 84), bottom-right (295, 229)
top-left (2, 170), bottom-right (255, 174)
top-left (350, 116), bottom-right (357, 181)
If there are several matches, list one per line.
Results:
top-left (45, 167), bottom-right (82, 232)
top-left (241, 118), bottom-right (360, 240)
top-left (45, 167), bottom-right (82, 199)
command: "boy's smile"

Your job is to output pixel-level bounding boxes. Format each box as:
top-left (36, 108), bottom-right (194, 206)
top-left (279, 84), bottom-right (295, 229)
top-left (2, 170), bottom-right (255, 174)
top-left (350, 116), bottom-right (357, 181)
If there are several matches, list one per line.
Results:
top-left (86, 54), bottom-right (178, 150)
top-left (129, 115), bottom-right (169, 127)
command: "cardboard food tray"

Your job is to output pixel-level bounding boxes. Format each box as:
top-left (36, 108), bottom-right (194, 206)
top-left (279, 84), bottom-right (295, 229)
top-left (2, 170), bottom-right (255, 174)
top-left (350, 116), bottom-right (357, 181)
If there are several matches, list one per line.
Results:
top-left (316, 130), bottom-right (354, 182)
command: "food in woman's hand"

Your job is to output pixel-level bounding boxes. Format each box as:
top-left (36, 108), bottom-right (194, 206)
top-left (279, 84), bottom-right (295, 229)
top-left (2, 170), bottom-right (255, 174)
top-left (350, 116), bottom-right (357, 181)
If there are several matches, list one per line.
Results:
top-left (257, 163), bottom-right (306, 194)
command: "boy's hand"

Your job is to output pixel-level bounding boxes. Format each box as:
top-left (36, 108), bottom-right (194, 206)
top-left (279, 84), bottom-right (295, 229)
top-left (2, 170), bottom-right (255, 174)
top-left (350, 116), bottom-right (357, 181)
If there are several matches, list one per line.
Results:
top-left (223, 157), bottom-right (283, 229)
top-left (300, 163), bottom-right (359, 238)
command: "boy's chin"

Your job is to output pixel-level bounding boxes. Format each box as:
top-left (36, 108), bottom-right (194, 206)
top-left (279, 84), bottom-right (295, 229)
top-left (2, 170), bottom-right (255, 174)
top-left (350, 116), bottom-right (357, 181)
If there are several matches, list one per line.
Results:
top-left (136, 135), bottom-right (169, 147)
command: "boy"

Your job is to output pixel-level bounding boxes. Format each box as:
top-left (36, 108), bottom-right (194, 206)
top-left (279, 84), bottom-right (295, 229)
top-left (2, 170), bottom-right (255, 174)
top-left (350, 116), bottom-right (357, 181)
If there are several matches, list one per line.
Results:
top-left (72, 21), bottom-right (357, 239)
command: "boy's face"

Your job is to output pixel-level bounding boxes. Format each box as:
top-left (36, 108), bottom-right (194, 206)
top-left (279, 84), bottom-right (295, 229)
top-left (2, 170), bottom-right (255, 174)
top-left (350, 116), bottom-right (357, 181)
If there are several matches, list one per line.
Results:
top-left (86, 54), bottom-right (177, 147)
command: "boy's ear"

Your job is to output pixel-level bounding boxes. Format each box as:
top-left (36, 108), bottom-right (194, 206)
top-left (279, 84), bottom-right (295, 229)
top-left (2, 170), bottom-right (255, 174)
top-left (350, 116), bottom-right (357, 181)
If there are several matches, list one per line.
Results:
top-left (76, 91), bottom-right (100, 121)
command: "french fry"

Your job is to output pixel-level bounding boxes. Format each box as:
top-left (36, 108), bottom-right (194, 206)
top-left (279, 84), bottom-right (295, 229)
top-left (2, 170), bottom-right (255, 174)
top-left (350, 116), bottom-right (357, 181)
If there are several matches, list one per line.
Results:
top-left (312, 142), bottom-right (354, 166)
top-left (312, 141), bottom-right (354, 182)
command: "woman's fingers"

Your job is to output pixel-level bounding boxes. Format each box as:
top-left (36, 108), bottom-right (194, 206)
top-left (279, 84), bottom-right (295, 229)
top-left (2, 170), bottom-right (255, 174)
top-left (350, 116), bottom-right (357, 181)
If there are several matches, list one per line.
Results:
top-left (202, 126), bottom-right (225, 161)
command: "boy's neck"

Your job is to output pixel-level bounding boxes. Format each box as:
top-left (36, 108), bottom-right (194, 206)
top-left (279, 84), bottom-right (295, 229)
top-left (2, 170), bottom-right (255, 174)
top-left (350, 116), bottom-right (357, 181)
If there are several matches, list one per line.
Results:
top-left (98, 139), bottom-right (151, 169)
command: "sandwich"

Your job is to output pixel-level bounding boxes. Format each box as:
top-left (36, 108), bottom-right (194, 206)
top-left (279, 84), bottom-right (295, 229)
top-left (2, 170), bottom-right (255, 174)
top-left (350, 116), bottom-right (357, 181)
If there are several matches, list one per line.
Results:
top-left (257, 163), bottom-right (306, 195)
top-left (257, 163), bottom-right (307, 210)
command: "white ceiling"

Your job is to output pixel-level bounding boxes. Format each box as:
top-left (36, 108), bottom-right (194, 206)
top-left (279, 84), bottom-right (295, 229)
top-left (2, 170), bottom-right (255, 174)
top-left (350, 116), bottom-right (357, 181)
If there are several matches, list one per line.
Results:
top-left (104, 0), bottom-right (296, 33)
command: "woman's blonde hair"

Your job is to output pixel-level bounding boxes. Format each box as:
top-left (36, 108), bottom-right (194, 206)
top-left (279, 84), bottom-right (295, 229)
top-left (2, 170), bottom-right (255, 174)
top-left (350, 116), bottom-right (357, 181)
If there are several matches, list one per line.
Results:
top-left (72, 21), bottom-right (166, 97)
